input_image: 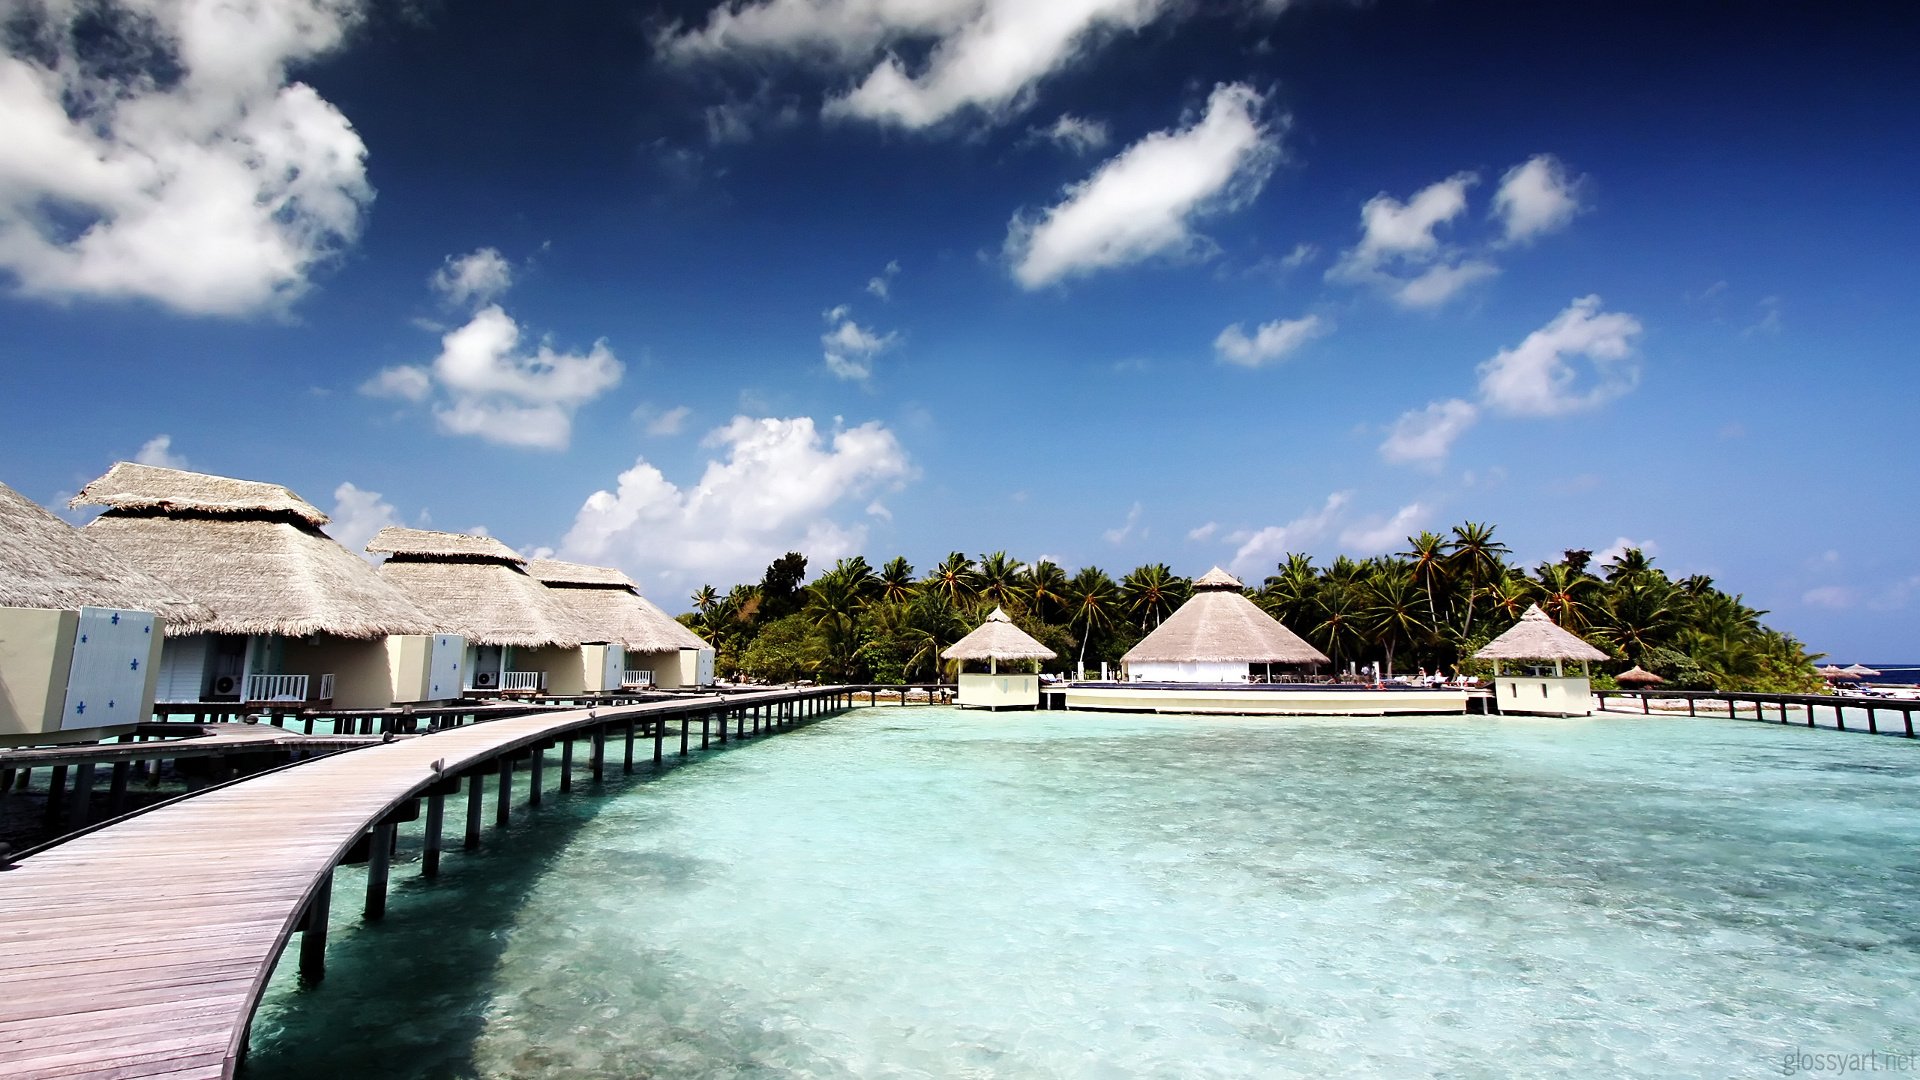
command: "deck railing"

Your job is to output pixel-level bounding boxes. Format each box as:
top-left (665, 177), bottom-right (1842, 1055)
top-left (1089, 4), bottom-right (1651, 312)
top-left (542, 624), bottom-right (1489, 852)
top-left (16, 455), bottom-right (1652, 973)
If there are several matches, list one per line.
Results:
top-left (245, 673), bottom-right (334, 704)
top-left (498, 671), bottom-right (546, 694)
top-left (622, 669), bottom-right (654, 688)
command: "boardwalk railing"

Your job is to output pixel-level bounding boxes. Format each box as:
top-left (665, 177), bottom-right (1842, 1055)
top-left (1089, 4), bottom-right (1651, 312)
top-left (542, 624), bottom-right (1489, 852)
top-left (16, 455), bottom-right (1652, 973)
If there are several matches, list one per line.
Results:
top-left (0, 685), bottom-right (869, 1080)
top-left (1598, 688), bottom-right (1920, 737)
top-left (622, 668), bottom-right (653, 687)
top-left (497, 670), bottom-right (545, 693)
top-left (244, 672), bottom-right (333, 704)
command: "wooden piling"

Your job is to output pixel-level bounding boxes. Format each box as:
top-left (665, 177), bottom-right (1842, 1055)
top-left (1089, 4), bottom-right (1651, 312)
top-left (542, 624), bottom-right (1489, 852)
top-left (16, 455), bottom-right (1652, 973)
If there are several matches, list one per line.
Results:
top-left (592, 727), bottom-right (607, 783)
top-left (299, 871), bottom-right (333, 986)
top-left (529, 744), bottom-right (544, 807)
top-left (44, 764), bottom-right (68, 828)
top-left (624, 720), bottom-right (636, 774)
top-left (106, 761), bottom-right (130, 817)
top-left (465, 771), bottom-right (484, 850)
top-left (561, 738), bottom-right (574, 792)
top-left (701, 711), bottom-right (711, 750)
top-left (66, 762), bottom-right (96, 831)
top-left (365, 822), bottom-right (394, 920)
top-left (679, 714), bottom-right (689, 757)
top-left (496, 755), bottom-right (514, 828)
top-left (653, 720), bottom-right (665, 768)
top-left (423, 789), bottom-right (445, 878)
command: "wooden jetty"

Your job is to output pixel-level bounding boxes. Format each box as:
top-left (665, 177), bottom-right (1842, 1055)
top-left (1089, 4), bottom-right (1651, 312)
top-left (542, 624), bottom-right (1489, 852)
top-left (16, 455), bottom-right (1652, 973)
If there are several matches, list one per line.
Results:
top-left (1597, 688), bottom-right (1920, 736)
top-left (0, 685), bottom-right (864, 1079)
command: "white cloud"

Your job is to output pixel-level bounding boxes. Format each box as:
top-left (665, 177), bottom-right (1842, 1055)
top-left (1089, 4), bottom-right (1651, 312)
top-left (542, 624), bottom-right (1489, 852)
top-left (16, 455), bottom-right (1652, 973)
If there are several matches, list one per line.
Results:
top-left (644, 405), bottom-right (693, 436)
top-left (1103, 501), bottom-right (1144, 545)
top-left (1007, 83), bottom-right (1279, 288)
top-left (865, 259), bottom-right (901, 299)
top-left (1339, 502), bottom-right (1428, 556)
top-left (1477, 295), bottom-right (1642, 416)
top-left (1492, 154), bottom-right (1584, 245)
top-left (430, 248), bottom-right (513, 308)
top-left (1036, 113), bottom-right (1111, 154)
top-left (1278, 242), bottom-right (1318, 270)
top-left (1379, 398), bottom-right (1479, 467)
top-left (0, 0), bottom-right (372, 315)
top-left (1331, 172), bottom-right (1476, 280)
top-left (1802, 585), bottom-right (1855, 610)
top-left (1187, 521), bottom-right (1217, 542)
top-left (328, 482), bottom-right (399, 562)
top-left (865, 498), bottom-right (892, 521)
top-left (1392, 259), bottom-right (1499, 309)
top-left (822, 305), bottom-right (898, 381)
top-left (559, 415), bottom-right (914, 589)
top-left (1596, 536), bottom-right (1659, 566)
top-left (362, 364), bottom-right (433, 402)
top-left (1214, 313), bottom-right (1327, 367)
top-left (1227, 492), bottom-right (1350, 577)
top-left (1743, 295), bottom-right (1783, 337)
top-left (134, 434), bottom-right (188, 469)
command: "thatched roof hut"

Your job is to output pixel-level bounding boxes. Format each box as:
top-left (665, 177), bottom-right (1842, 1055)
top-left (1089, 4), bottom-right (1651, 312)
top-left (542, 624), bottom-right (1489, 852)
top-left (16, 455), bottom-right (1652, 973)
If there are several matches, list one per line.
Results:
top-left (1123, 567), bottom-right (1328, 666)
top-left (1474, 605), bottom-right (1608, 663)
top-left (944, 607), bottom-right (1056, 664)
top-left (0, 480), bottom-right (212, 624)
top-left (526, 558), bottom-right (710, 653)
top-left (1614, 665), bottom-right (1664, 687)
top-left (368, 527), bottom-right (585, 648)
top-left (71, 464), bottom-right (434, 638)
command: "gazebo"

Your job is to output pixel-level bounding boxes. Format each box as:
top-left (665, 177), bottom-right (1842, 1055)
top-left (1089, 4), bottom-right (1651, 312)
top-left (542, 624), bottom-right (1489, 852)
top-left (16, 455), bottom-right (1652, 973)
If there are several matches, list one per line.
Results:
top-left (1120, 567), bottom-right (1327, 683)
top-left (527, 559), bottom-right (716, 690)
top-left (72, 463), bottom-right (448, 710)
top-left (1, 480), bottom-right (211, 746)
top-left (943, 607), bottom-right (1057, 709)
top-left (367, 527), bottom-right (589, 695)
top-left (1474, 604), bottom-right (1610, 716)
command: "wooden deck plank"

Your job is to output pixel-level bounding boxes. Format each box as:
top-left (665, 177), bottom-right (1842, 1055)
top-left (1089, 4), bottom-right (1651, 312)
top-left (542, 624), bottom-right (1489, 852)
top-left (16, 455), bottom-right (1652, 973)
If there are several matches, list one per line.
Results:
top-left (0, 688), bottom-right (833, 1079)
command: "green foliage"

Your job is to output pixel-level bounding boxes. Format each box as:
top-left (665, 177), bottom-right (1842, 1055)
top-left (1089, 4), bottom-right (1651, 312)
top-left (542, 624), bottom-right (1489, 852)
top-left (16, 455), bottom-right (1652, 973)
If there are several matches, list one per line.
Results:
top-left (738, 613), bottom-right (826, 683)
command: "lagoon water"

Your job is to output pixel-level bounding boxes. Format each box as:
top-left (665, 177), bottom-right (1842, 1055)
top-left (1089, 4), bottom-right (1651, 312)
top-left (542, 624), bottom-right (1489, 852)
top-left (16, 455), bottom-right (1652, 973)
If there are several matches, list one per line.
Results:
top-left (246, 709), bottom-right (1920, 1078)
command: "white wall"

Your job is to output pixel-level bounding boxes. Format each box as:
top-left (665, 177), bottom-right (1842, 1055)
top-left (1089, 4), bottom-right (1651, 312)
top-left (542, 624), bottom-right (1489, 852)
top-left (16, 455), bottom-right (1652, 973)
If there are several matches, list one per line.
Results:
top-left (1125, 661), bottom-right (1249, 684)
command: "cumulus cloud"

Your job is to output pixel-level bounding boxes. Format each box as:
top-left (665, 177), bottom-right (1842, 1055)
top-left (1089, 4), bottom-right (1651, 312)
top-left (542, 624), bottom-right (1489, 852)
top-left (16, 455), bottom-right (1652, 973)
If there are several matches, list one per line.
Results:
top-left (643, 405), bottom-right (692, 436)
top-left (1187, 521), bottom-right (1217, 542)
top-left (1379, 398), bottom-right (1479, 467)
top-left (1103, 501), bottom-right (1144, 544)
top-left (1492, 154), bottom-right (1584, 244)
top-left (559, 415), bottom-right (914, 589)
top-left (327, 481), bottom-right (400, 562)
top-left (1214, 313), bottom-right (1327, 367)
top-left (1007, 82), bottom-right (1280, 288)
top-left (1392, 260), bottom-right (1499, 309)
top-left (0, 0), bottom-right (372, 315)
top-left (821, 304), bottom-right (898, 381)
top-left (1226, 492), bottom-right (1350, 577)
top-left (1035, 113), bottom-right (1111, 154)
top-left (1477, 295), bottom-right (1642, 416)
top-left (865, 259), bottom-right (901, 299)
top-left (1340, 502), bottom-right (1428, 556)
top-left (363, 250), bottom-right (623, 449)
top-left (430, 248), bottom-right (513, 307)
top-left (663, 0), bottom-right (1174, 131)
top-left (1332, 173), bottom-right (1475, 274)
top-left (1596, 536), bottom-right (1659, 566)
top-left (134, 434), bottom-right (188, 469)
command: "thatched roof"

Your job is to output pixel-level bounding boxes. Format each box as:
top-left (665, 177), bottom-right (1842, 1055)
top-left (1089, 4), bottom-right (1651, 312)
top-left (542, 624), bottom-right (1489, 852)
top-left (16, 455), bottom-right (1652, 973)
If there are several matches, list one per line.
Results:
top-left (1615, 665), bottom-right (1664, 686)
top-left (0, 481), bottom-right (213, 624)
top-left (365, 527), bottom-right (523, 563)
top-left (526, 558), bottom-right (711, 653)
top-left (1123, 575), bottom-right (1329, 666)
top-left (83, 514), bottom-right (436, 638)
top-left (70, 462), bottom-right (327, 526)
top-left (1475, 605), bottom-right (1608, 662)
top-left (371, 531), bottom-right (585, 648)
top-left (1818, 664), bottom-right (1858, 681)
top-left (943, 607), bottom-right (1056, 662)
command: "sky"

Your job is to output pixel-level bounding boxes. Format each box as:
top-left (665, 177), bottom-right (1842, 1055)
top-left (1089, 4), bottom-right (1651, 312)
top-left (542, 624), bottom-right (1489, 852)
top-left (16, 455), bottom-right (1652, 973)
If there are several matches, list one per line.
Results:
top-left (1, 0), bottom-right (1916, 660)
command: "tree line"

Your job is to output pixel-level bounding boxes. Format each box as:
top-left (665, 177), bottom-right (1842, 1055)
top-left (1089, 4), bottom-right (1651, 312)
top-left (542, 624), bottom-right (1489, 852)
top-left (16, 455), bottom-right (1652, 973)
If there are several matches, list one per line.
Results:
top-left (674, 522), bottom-right (1824, 692)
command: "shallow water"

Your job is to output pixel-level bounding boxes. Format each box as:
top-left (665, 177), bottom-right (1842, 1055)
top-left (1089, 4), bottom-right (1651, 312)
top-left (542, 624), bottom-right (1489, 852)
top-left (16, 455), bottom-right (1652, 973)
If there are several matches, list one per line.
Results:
top-left (245, 709), bottom-right (1920, 1079)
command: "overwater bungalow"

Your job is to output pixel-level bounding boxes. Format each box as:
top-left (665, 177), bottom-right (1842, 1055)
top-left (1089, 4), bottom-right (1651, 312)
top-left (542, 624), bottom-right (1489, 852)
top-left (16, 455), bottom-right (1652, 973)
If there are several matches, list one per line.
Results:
top-left (943, 606), bottom-right (1056, 709)
top-left (367, 528), bottom-right (590, 695)
top-left (70, 463), bottom-right (453, 711)
top-left (0, 480), bottom-right (213, 746)
top-left (527, 559), bottom-right (716, 690)
top-left (1473, 604), bottom-right (1609, 717)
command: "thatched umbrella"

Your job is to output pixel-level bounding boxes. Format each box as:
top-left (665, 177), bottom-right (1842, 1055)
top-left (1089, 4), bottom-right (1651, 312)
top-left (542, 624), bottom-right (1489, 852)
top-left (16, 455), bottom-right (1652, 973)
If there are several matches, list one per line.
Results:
top-left (1818, 664), bottom-right (1858, 682)
top-left (71, 463), bottom-right (433, 638)
top-left (1474, 604), bottom-right (1609, 675)
top-left (0, 480), bottom-right (212, 624)
top-left (943, 607), bottom-right (1056, 673)
top-left (1614, 665), bottom-right (1664, 687)
top-left (367, 527), bottom-right (584, 648)
top-left (1122, 567), bottom-right (1328, 671)
top-left (527, 558), bottom-right (711, 653)
top-left (1843, 663), bottom-right (1882, 678)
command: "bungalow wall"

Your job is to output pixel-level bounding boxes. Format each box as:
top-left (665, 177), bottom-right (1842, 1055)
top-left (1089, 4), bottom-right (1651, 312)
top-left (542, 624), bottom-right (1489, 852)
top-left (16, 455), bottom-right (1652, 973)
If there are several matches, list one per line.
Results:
top-left (1125, 661), bottom-right (1249, 683)
top-left (624, 649), bottom-right (680, 688)
top-left (1, 605), bottom-right (163, 747)
top-left (280, 635), bottom-right (401, 710)
top-left (516, 645), bottom-right (589, 695)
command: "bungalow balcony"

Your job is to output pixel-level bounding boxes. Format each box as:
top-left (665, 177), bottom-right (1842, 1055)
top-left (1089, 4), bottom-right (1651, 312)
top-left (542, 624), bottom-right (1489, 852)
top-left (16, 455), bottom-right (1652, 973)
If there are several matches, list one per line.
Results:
top-left (244, 672), bottom-right (335, 707)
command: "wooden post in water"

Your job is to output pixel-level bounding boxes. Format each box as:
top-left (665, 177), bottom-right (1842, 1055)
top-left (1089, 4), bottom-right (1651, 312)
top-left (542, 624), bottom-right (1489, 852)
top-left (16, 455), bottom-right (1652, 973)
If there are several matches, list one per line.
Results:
top-left (1867, 706), bottom-right (1878, 734)
top-left (365, 821), bottom-right (394, 920)
top-left (701, 711), bottom-right (711, 750)
top-left (465, 771), bottom-right (484, 850)
top-left (653, 719), bottom-right (664, 768)
top-left (529, 744), bottom-right (544, 808)
top-left (592, 727), bottom-right (607, 783)
top-left (718, 709), bottom-right (730, 745)
top-left (423, 788), bottom-right (446, 878)
top-left (43, 765), bottom-right (67, 829)
top-left (625, 720), bottom-right (637, 774)
top-left (679, 714), bottom-right (689, 757)
top-left (560, 738), bottom-right (574, 792)
top-left (299, 870), bottom-right (333, 985)
top-left (66, 762), bottom-right (96, 830)
top-left (106, 761), bottom-right (130, 817)
top-left (496, 755), bottom-right (513, 828)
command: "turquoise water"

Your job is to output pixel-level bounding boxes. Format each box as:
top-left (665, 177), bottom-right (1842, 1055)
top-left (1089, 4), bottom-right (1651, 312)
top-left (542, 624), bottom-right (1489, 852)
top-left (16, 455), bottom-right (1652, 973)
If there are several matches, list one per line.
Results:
top-left (245, 709), bottom-right (1920, 1078)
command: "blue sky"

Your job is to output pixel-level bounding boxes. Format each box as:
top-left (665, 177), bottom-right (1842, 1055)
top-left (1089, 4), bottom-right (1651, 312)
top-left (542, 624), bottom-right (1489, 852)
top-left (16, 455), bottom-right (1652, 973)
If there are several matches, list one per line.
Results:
top-left (2, 0), bottom-right (1916, 659)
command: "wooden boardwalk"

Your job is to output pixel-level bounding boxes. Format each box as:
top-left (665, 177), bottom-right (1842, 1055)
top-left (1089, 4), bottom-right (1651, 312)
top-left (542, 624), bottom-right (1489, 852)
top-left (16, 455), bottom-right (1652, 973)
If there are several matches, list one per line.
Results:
top-left (0, 686), bottom-right (853, 1079)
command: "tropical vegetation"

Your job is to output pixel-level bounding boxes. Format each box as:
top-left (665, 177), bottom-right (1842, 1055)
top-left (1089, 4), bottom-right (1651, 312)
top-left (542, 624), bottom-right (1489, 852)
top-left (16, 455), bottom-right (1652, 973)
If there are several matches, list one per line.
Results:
top-left (674, 523), bottom-right (1824, 693)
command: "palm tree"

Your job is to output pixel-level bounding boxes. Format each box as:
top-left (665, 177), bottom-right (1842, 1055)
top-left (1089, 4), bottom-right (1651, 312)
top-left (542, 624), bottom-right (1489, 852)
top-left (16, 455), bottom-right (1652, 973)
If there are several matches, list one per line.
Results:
top-left (805, 569), bottom-right (869, 680)
top-left (691, 584), bottom-right (719, 617)
top-left (1121, 563), bottom-right (1189, 630)
top-left (1400, 530), bottom-right (1450, 626)
top-left (1311, 585), bottom-right (1365, 675)
top-left (976, 551), bottom-right (1026, 610)
top-left (1362, 566), bottom-right (1433, 678)
top-left (878, 556), bottom-right (917, 604)
top-left (1445, 521), bottom-right (1509, 638)
top-left (1602, 546), bottom-right (1656, 586)
top-left (924, 552), bottom-right (979, 607)
top-left (1258, 553), bottom-right (1318, 629)
top-left (1596, 579), bottom-right (1675, 662)
top-left (1065, 566), bottom-right (1122, 672)
top-left (1480, 571), bottom-right (1533, 627)
top-left (1533, 561), bottom-right (1601, 632)
top-left (1022, 560), bottom-right (1071, 624)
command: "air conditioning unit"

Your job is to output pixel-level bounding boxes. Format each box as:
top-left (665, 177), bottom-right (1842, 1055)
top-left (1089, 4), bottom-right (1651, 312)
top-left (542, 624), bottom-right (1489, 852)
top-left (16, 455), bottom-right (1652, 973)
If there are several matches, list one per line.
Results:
top-left (475, 672), bottom-right (495, 688)
top-left (212, 674), bottom-right (238, 696)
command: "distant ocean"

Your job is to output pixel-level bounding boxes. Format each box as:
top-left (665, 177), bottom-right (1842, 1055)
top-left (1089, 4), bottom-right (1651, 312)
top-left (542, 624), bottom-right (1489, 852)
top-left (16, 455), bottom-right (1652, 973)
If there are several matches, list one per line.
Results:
top-left (1853, 664), bottom-right (1920, 686)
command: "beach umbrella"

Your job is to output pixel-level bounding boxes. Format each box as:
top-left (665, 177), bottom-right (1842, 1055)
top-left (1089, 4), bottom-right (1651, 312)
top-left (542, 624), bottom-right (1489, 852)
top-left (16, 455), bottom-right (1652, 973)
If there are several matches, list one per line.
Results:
top-left (1843, 664), bottom-right (1882, 677)
top-left (1615, 665), bottom-right (1664, 687)
top-left (1818, 665), bottom-right (1858, 681)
